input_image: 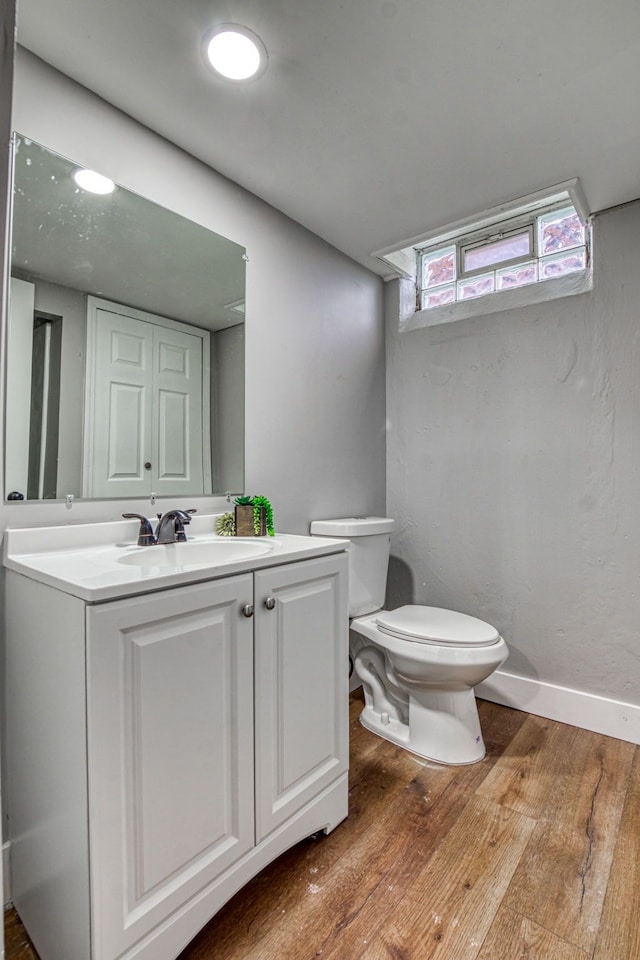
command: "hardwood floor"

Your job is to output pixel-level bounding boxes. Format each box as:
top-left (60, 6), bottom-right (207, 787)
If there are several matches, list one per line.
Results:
top-left (5, 692), bottom-right (640, 960)
top-left (4, 903), bottom-right (38, 960)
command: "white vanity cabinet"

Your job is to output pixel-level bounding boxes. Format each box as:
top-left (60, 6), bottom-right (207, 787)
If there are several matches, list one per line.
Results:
top-left (5, 547), bottom-right (348, 960)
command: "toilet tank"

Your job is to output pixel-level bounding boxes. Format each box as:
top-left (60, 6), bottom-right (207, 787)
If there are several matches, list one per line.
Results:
top-left (310, 517), bottom-right (395, 617)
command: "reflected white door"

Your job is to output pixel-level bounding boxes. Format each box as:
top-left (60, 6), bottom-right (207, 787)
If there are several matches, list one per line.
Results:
top-left (83, 298), bottom-right (210, 498)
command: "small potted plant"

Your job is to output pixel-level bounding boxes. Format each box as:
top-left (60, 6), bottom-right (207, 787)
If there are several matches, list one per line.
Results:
top-left (234, 495), bottom-right (275, 537)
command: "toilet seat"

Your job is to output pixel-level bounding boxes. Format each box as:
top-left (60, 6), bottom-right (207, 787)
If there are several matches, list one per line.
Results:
top-left (376, 605), bottom-right (500, 648)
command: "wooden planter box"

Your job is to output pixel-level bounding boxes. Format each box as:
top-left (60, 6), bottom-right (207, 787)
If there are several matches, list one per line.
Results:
top-left (234, 504), bottom-right (267, 537)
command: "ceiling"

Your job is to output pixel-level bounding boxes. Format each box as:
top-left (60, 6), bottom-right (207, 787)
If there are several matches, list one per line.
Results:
top-left (15, 0), bottom-right (640, 278)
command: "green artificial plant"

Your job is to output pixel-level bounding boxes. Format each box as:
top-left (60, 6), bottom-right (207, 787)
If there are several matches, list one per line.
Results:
top-left (252, 495), bottom-right (275, 536)
top-left (234, 494), bottom-right (275, 536)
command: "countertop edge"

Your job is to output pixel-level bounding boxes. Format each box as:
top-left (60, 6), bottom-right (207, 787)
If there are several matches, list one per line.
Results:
top-left (3, 533), bottom-right (349, 603)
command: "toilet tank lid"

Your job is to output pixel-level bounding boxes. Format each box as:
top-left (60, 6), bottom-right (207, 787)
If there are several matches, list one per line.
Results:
top-left (310, 517), bottom-right (395, 537)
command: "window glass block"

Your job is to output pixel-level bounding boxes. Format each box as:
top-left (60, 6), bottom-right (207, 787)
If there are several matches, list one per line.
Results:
top-left (463, 231), bottom-right (530, 272)
top-left (416, 198), bottom-right (590, 321)
top-left (496, 261), bottom-right (538, 290)
top-left (422, 284), bottom-right (456, 310)
top-left (538, 207), bottom-right (585, 255)
top-left (540, 247), bottom-right (586, 279)
top-left (422, 245), bottom-right (456, 288)
top-left (457, 274), bottom-right (495, 301)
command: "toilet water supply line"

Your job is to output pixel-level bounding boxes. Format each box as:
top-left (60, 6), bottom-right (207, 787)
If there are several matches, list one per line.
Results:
top-left (355, 647), bottom-right (409, 726)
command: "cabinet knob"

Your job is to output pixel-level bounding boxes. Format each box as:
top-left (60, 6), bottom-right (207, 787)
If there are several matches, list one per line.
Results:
top-left (144, 461), bottom-right (152, 470)
top-left (264, 597), bottom-right (276, 611)
top-left (242, 604), bottom-right (254, 618)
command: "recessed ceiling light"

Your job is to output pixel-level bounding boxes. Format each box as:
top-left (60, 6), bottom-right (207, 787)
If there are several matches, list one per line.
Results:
top-left (204, 24), bottom-right (267, 81)
top-left (73, 169), bottom-right (116, 195)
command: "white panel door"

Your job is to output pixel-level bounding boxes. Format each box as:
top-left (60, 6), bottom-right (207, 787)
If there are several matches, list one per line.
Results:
top-left (254, 554), bottom-right (349, 841)
top-left (86, 576), bottom-right (254, 960)
top-left (84, 298), bottom-right (209, 497)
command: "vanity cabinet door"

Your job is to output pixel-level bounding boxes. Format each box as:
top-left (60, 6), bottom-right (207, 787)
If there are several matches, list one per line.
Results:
top-left (85, 575), bottom-right (254, 960)
top-left (254, 554), bottom-right (349, 842)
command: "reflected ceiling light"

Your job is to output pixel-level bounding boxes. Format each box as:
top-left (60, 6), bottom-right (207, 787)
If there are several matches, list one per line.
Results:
top-left (73, 168), bottom-right (116, 195)
top-left (204, 24), bottom-right (267, 81)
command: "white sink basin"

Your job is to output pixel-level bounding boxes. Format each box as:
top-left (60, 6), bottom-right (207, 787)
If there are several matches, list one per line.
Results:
top-left (118, 538), bottom-right (276, 568)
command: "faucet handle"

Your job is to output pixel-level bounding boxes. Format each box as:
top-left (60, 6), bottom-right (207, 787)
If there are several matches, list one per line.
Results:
top-left (122, 513), bottom-right (157, 546)
top-left (174, 510), bottom-right (194, 542)
top-left (155, 509), bottom-right (195, 544)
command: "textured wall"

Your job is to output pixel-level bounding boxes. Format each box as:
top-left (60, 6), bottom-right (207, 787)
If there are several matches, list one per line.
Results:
top-left (386, 201), bottom-right (640, 705)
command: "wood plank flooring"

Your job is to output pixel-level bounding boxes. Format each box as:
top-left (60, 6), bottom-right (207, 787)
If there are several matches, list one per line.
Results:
top-left (5, 692), bottom-right (640, 960)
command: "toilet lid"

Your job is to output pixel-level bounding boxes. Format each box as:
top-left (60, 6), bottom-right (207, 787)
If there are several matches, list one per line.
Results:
top-left (376, 606), bottom-right (500, 646)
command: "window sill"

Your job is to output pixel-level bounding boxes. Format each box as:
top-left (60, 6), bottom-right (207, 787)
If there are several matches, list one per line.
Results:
top-left (401, 268), bottom-right (593, 333)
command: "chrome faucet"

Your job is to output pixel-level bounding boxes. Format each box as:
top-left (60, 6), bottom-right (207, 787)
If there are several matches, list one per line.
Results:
top-left (123, 508), bottom-right (196, 545)
top-left (155, 509), bottom-right (195, 544)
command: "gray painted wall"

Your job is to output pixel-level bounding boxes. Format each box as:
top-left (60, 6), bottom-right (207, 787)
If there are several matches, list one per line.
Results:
top-left (212, 323), bottom-right (244, 495)
top-left (386, 200), bottom-right (640, 706)
top-left (3, 48), bottom-right (386, 534)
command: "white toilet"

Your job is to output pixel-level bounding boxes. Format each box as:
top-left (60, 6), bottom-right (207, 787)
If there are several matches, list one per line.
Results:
top-left (310, 517), bottom-right (508, 765)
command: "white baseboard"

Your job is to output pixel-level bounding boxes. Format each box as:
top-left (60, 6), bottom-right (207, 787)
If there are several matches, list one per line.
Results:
top-left (2, 840), bottom-right (10, 906)
top-left (477, 670), bottom-right (640, 745)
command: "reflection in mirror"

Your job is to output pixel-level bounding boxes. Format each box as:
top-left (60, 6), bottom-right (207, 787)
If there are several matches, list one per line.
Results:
top-left (6, 134), bottom-right (245, 502)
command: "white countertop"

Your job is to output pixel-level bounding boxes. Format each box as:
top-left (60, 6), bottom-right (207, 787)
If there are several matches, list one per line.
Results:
top-left (3, 515), bottom-right (348, 602)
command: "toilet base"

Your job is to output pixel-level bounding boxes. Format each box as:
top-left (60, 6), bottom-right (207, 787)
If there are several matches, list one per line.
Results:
top-left (359, 687), bottom-right (486, 765)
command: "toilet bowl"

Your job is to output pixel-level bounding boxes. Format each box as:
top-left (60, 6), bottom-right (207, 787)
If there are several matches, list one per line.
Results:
top-left (351, 606), bottom-right (508, 764)
top-left (310, 517), bottom-right (508, 765)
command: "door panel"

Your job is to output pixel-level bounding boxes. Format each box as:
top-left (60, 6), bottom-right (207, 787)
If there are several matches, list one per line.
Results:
top-left (153, 324), bottom-right (205, 494)
top-left (254, 554), bottom-right (349, 841)
top-left (157, 389), bottom-right (189, 479)
top-left (107, 382), bottom-right (145, 480)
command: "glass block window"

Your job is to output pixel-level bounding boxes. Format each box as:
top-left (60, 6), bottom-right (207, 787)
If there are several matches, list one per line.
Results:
top-left (463, 229), bottom-right (532, 274)
top-left (458, 274), bottom-right (495, 301)
top-left (423, 284), bottom-right (456, 309)
top-left (540, 248), bottom-right (586, 279)
top-left (496, 261), bottom-right (537, 290)
top-left (538, 207), bottom-right (585, 255)
top-left (422, 245), bottom-right (456, 289)
top-left (418, 201), bottom-right (588, 312)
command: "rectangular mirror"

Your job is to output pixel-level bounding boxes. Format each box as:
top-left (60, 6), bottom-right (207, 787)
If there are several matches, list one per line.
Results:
top-left (5, 134), bottom-right (245, 502)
